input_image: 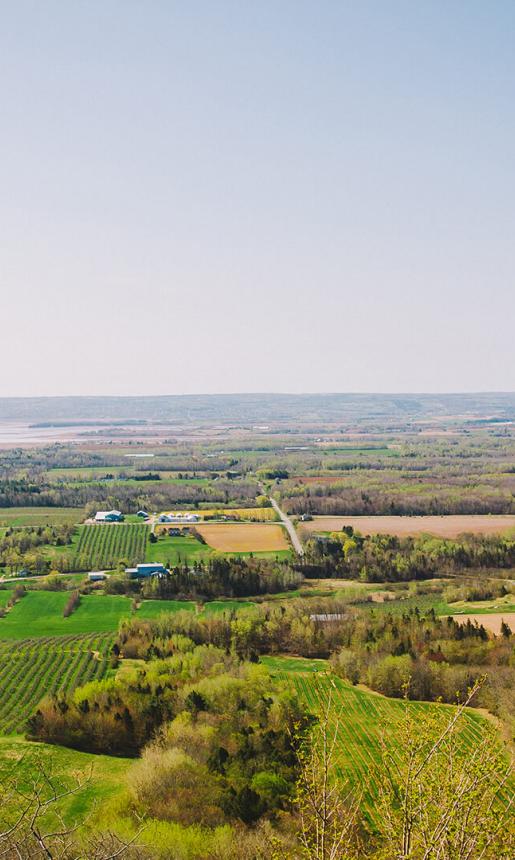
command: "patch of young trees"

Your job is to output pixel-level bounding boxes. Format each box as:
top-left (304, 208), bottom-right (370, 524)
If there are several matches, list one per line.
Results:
top-left (301, 528), bottom-right (515, 582)
top-left (141, 555), bottom-right (303, 600)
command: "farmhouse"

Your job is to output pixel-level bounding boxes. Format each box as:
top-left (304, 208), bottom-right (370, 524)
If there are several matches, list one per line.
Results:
top-left (125, 562), bottom-right (169, 579)
top-left (95, 510), bottom-right (124, 523)
top-left (158, 513), bottom-right (200, 524)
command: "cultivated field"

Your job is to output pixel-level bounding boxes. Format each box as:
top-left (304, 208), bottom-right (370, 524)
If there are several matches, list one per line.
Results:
top-left (197, 522), bottom-right (289, 552)
top-left (74, 523), bottom-right (148, 568)
top-left (158, 507), bottom-right (278, 522)
top-left (300, 514), bottom-right (515, 538)
top-left (0, 507), bottom-right (85, 527)
top-left (263, 656), bottom-right (488, 812)
top-left (450, 613), bottom-right (515, 635)
top-left (0, 634), bottom-right (112, 734)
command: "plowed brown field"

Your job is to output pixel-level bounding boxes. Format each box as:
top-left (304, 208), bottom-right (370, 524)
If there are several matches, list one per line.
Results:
top-left (451, 613), bottom-right (515, 635)
top-left (300, 515), bottom-right (515, 538)
top-left (197, 523), bottom-right (289, 552)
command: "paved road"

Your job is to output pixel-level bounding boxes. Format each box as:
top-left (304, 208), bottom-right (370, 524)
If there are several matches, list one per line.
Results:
top-left (269, 496), bottom-right (304, 556)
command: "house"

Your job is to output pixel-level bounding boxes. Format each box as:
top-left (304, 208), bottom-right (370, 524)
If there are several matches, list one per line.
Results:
top-left (136, 510), bottom-right (149, 518)
top-left (158, 513), bottom-right (200, 524)
top-left (125, 562), bottom-right (169, 579)
top-left (88, 571), bottom-right (107, 582)
top-left (95, 510), bottom-right (124, 523)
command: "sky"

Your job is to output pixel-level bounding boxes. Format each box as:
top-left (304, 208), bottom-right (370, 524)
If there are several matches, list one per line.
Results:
top-left (0, 1), bottom-right (514, 397)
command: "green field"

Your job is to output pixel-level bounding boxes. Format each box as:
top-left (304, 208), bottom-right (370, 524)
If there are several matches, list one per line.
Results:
top-left (0, 736), bottom-right (131, 823)
top-left (0, 591), bottom-right (257, 638)
top-left (201, 599), bottom-right (256, 614)
top-left (262, 656), bottom-right (487, 811)
top-left (145, 533), bottom-right (213, 565)
top-left (446, 594), bottom-right (515, 615)
top-left (0, 589), bottom-right (14, 608)
top-left (230, 549), bottom-right (293, 560)
top-left (0, 507), bottom-right (85, 527)
top-left (0, 592), bottom-right (135, 638)
top-left (74, 523), bottom-right (148, 569)
top-left (137, 599), bottom-right (196, 618)
top-left (145, 532), bottom-right (292, 564)
top-left (46, 466), bottom-right (129, 479)
top-left (0, 635), bottom-right (112, 734)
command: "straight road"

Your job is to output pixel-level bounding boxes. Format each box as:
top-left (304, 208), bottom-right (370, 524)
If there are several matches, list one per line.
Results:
top-left (268, 496), bottom-right (304, 556)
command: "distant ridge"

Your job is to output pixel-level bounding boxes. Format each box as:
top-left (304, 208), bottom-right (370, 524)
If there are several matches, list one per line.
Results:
top-left (0, 393), bottom-right (514, 426)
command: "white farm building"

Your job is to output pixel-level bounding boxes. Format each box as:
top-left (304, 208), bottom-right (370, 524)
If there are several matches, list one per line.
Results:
top-left (94, 510), bottom-right (124, 523)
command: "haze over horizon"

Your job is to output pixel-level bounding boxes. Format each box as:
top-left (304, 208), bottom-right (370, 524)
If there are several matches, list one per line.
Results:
top-left (1, 2), bottom-right (514, 397)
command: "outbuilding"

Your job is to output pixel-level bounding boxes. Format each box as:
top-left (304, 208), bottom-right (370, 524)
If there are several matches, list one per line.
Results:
top-left (88, 571), bottom-right (108, 581)
top-left (125, 562), bottom-right (169, 579)
top-left (95, 510), bottom-right (124, 523)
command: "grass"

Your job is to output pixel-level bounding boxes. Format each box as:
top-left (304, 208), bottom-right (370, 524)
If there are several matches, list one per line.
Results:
top-left (145, 533), bottom-right (213, 565)
top-left (262, 655), bottom-right (488, 814)
top-left (0, 635), bottom-right (112, 734)
top-left (0, 592), bottom-right (135, 639)
top-left (0, 591), bottom-right (258, 638)
top-left (0, 589), bottom-right (14, 608)
top-left (46, 466), bottom-right (130, 478)
top-left (137, 599), bottom-right (196, 618)
top-left (146, 533), bottom-right (291, 564)
top-left (0, 508), bottom-right (85, 527)
top-left (447, 594), bottom-right (515, 614)
top-left (201, 600), bottom-right (256, 614)
top-left (0, 735), bottom-right (131, 824)
top-left (357, 592), bottom-right (455, 616)
top-left (229, 549), bottom-right (292, 560)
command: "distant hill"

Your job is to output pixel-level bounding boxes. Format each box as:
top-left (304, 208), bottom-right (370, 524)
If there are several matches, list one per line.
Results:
top-left (0, 392), bottom-right (514, 427)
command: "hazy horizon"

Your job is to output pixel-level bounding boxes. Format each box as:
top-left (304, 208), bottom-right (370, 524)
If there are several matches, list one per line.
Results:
top-left (2, 2), bottom-right (514, 397)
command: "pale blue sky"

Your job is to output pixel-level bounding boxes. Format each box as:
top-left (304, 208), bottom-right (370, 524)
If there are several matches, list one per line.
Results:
top-left (1, 1), bottom-right (514, 396)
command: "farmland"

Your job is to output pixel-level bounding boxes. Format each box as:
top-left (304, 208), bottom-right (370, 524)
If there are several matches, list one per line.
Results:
top-left (0, 634), bottom-right (112, 734)
top-left (145, 532), bottom-right (213, 565)
top-left (263, 656), bottom-right (489, 810)
top-left (0, 401), bottom-right (513, 856)
top-left (136, 598), bottom-right (196, 618)
top-left (157, 507), bottom-right (278, 522)
top-left (196, 522), bottom-right (289, 552)
top-left (73, 523), bottom-right (148, 569)
top-left (299, 514), bottom-right (515, 538)
top-left (0, 590), bottom-right (258, 639)
top-left (0, 507), bottom-right (85, 527)
top-left (149, 521), bottom-right (292, 561)
top-left (450, 613), bottom-right (515, 635)
top-left (0, 591), bottom-right (135, 638)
